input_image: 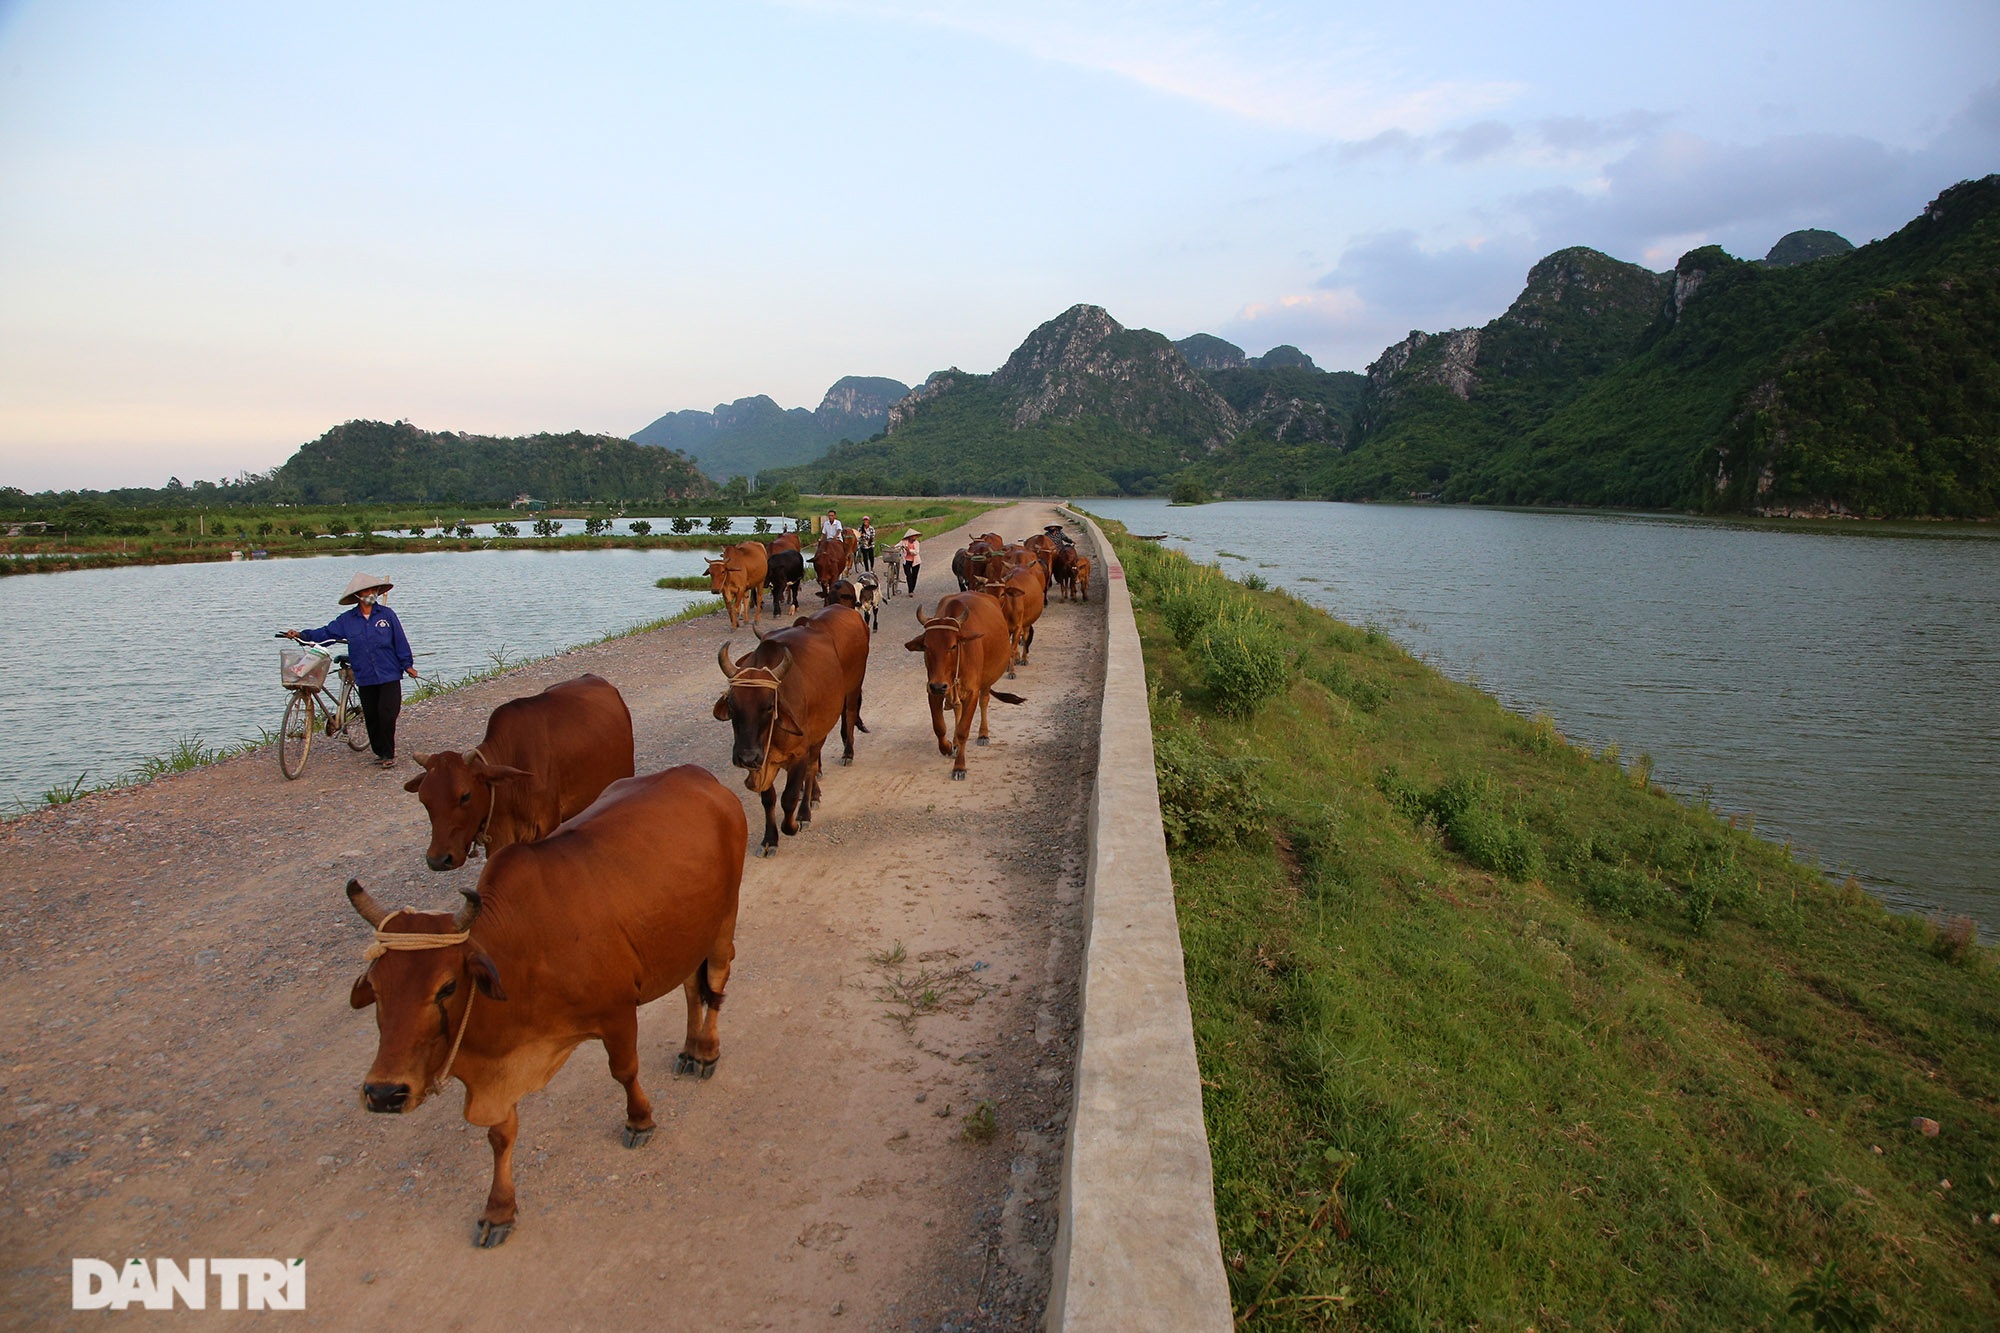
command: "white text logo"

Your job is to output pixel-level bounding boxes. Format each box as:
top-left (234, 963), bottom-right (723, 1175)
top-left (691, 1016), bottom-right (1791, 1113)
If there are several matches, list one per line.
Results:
top-left (71, 1258), bottom-right (305, 1310)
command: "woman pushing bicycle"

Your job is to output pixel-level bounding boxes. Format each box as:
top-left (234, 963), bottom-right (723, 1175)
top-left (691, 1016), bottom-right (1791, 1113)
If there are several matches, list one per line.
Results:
top-left (282, 572), bottom-right (417, 769)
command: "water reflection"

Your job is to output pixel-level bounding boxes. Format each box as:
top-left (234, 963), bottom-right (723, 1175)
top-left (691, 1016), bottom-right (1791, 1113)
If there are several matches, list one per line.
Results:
top-left (1090, 499), bottom-right (2000, 933)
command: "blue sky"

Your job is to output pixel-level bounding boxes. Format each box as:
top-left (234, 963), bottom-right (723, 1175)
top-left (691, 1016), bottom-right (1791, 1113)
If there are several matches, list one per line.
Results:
top-left (1, 0), bottom-right (1994, 490)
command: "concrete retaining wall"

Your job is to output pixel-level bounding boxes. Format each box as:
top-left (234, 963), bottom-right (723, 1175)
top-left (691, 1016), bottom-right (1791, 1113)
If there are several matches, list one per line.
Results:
top-left (1046, 508), bottom-right (1233, 1331)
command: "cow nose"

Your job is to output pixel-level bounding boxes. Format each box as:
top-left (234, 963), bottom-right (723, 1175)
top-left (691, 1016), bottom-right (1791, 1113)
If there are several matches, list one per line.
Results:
top-left (929, 683), bottom-right (948, 696)
top-left (425, 851), bottom-right (457, 872)
top-left (363, 1082), bottom-right (411, 1114)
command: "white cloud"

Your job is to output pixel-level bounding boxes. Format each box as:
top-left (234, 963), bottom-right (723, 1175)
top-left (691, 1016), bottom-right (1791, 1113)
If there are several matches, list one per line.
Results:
top-left (777, 0), bottom-right (1523, 136)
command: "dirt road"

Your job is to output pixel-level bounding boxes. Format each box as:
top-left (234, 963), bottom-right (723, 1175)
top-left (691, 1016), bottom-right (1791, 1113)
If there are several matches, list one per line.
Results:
top-left (0, 502), bottom-right (1105, 1329)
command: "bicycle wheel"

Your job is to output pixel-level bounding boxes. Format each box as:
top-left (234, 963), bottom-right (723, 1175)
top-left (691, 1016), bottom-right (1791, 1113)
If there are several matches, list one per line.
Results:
top-left (279, 690), bottom-right (315, 779)
top-left (337, 676), bottom-right (370, 750)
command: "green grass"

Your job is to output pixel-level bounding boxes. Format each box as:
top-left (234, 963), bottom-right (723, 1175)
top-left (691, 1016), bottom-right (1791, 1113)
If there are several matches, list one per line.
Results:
top-left (1110, 523), bottom-right (2000, 1330)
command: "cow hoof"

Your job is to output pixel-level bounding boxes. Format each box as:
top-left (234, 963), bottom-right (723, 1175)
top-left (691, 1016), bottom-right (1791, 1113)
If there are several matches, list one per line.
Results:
top-left (951, 769), bottom-right (967, 781)
top-left (623, 1125), bottom-right (653, 1149)
top-left (699, 1058), bottom-right (718, 1080)
top-left (757, 844), bottom-right (778, 858)
top-left (674, 1053), bottom-right (719, 1078)
top-left (1006, 669), bottom-right (1016, 679)
top-left (976, 737), bottom-right (989, 746)
top-left (474, 1219), bottom-right (513, 1249)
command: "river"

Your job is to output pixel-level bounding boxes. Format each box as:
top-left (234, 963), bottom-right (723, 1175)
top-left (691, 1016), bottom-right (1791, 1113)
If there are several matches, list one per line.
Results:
top-left (1087, 498), bottom-right (2000, 936)
top-left (0, 546), bottom-right (722, 811)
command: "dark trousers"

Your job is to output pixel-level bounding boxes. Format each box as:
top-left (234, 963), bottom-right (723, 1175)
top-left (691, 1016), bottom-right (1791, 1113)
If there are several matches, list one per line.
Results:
top-left (357, 681), bottom-right (402, 760)
top-left (905, 562), bottom-right (920, 595)
top-left (860, 543), bottom-right (875, 571)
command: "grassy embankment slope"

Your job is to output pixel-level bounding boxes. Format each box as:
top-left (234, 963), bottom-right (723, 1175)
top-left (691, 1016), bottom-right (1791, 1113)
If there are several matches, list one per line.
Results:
top-left (1110, 523), bottom-right (1999, 1328)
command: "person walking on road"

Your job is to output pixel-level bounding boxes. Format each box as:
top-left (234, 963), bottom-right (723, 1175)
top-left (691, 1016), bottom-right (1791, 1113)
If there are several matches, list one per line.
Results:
top-left (897, 529), bottom-right (921, 597)
top-left (283, 572), bottom-right (417, 769)
top-left (856, 515), bottom-right (876, 572)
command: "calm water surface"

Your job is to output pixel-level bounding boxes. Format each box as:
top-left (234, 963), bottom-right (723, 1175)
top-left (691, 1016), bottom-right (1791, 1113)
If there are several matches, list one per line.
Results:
top-left (0, 547), bottom-right (720, 810)
top-left (1090, 499), bottom-right (2000, 934)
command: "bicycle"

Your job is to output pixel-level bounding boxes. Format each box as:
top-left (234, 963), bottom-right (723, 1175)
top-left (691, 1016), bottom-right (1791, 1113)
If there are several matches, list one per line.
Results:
top-left (274, 635), bottom-right (370, 778)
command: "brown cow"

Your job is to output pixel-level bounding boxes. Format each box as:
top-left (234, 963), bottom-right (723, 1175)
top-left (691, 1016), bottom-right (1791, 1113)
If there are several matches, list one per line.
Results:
top-left (979, 564), bottom-right (1046, 675)
top-left (713, 605), bottom-right (869, 856)
top-left (841, 528), bottom-right (859, 564)
top-left (347, 764), bottom-right (746, 1247)
top-left (405, 675), bottom-right (635, 872)
top-left (1074, 554), bottom-right (1093, 602)
top-left (707, 540), bottom-right (769, 629)
top-left (1052, 543), bottom-right (1081, 602)
top-left (1023, 531), bottom-right (1059, 586)
top-left (965, 533), bottom-right (1007, 583)
top-left (812, 535), bottom-right (850, 598)
top-left (768, 530), bottom-right (802, 554)
top-left (905, 592), bottom-right (1026, 780)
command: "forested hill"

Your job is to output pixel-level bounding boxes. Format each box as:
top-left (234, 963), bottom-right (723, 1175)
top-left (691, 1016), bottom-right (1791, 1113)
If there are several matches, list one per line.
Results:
top-left (631, 375), bottom-right (909, 480)
top-left (771, 305), bottom-right (1364, 495)
top-left (1321, 175), bottom-right (2000, 517)
top-left (276, 420), bottom-right (712, 505)
top-left (759, 175), bottom-right (1996, 518)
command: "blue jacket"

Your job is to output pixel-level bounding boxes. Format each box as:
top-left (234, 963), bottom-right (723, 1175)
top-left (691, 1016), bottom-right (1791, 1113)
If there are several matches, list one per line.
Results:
top-left (299, 604), bottom-right (414, 687)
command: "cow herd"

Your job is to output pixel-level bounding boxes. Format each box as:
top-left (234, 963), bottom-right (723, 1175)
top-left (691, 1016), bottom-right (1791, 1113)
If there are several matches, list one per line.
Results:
top-left (342, 517), bottom-right (1092, 1247)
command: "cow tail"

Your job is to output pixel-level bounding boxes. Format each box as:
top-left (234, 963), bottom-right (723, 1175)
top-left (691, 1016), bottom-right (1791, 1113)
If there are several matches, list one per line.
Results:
top-left (697, 960), bottom-right (725, 1010)
top-left (990, 690), bottom-right (1027, 705)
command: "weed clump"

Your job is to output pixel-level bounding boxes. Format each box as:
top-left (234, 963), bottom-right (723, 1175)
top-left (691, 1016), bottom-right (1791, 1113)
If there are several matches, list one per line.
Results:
top-left (1155, 730), bottom-right (1269, 850)
top-left (1195, 612), bottom-right (1295, 717)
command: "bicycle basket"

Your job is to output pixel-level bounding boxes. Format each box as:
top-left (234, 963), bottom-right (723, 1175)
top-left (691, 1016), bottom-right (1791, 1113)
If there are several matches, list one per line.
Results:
top-left (279, 642), bottom-right (332, 690)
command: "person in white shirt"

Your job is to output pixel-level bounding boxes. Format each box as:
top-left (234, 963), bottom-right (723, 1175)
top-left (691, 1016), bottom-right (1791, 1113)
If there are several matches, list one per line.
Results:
top-left (820, 509), bottom-right (843, 542)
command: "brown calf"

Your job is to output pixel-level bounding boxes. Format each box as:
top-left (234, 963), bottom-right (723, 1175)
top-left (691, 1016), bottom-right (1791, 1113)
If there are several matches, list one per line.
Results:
top-left (405, 674), bottom-right (634, 871)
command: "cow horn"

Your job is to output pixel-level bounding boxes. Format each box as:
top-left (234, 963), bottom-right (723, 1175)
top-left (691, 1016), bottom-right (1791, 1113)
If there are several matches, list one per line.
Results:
top-left (914, 603), bottom-right (929, 625)
top-left (346, 879), bottom-right (388, 927)
top-left (773, 649), bottom-right (793, 682)
top-left (718, 641), bottom-right (736, 678)
top-left (455, 888), bottom-right (483, 931)
top-left (751, 622), bottom-right (774, 642)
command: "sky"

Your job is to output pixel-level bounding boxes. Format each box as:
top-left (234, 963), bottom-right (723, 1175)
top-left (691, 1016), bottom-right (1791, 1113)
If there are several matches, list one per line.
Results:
top-left (1, 0), bottom-right (1995, 491)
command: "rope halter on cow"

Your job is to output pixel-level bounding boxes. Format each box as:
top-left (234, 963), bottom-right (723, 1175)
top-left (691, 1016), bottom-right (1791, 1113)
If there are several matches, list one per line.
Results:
top-left (363, 908), bottom-right (477, 1095)
top-left (919, 613), bottom-right (969, 712)
top-left (718, 647), bottom-right (793, 791)
top-left (466, 746), bottom-right (498, 855)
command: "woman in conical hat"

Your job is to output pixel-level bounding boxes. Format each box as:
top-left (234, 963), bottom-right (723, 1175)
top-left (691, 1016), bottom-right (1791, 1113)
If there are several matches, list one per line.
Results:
top-left (282, 572), bottom-right (418, 768)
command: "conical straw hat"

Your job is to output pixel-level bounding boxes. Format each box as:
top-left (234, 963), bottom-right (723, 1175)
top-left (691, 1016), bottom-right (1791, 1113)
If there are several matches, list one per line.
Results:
top-left (339, 572), bottom-right (394, 605)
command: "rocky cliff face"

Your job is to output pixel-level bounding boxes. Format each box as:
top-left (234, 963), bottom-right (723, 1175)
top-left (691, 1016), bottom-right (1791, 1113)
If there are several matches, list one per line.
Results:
top-left (989, 304), bottom-right (1242, 448)
top-left (1365, 327), bottom-right (1482, 401)
top-left (885, 369), bottom-right (968, 433)
top-left (814, 375), bottom-right (910, 437)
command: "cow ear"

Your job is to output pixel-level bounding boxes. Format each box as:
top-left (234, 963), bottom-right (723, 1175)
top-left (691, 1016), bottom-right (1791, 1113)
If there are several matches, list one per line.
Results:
top-left (468, 949), bottom-right (508, 1001)
top-left (904, 635), bottom-right (926, 652)
top-left (350, 971), bottom-right (377, 1010)
top-left (470, 761), bottom-right (531, 784)
top-left (712, 694), bottom-right (732, 721)
top-left (402, 772), bottom-right (426, 794)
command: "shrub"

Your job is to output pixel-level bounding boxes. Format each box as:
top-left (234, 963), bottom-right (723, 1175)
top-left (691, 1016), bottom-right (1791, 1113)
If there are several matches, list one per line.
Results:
top-left (628, 519), bottom-right (652, 536)
top-left (1154, 729), bottom-right (1269, 850)
top-left (751, 517), bottom-right (769, 534)
top-left (1171, 475), bottom-right (1209, 505)
top-left (1196, 613), bottom-right (1295, 717)
top-left (493, 521), bottom-right (519, 537)
top-left (706, 514), bottom-right (732, 534)
top-left (1927, 913), bottom-right (1981, 965)
top-left (532, 517), bottom-right (561, 537)
top-left (670, 515), bottom-right (695, 534)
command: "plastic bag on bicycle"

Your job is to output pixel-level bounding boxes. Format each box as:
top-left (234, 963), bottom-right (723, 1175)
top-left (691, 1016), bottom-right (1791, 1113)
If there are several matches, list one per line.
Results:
top-left (280, 642), bottom-right (332, 690)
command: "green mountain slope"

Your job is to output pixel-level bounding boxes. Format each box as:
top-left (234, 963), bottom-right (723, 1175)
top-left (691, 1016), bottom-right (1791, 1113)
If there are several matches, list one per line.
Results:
top-left (277, 420), bottom-right (711, 505)
top-left (632, 375), bottom-right (909, 480)
top-left (779, 305), bottom-right (1246, 494)
top-left (1331, 176), bottom-right (2000, 515)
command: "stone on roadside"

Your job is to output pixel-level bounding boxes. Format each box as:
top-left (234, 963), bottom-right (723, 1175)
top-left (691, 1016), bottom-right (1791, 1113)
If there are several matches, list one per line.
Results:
top-left (1911, 1116), bottom-right (1942, 1137)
